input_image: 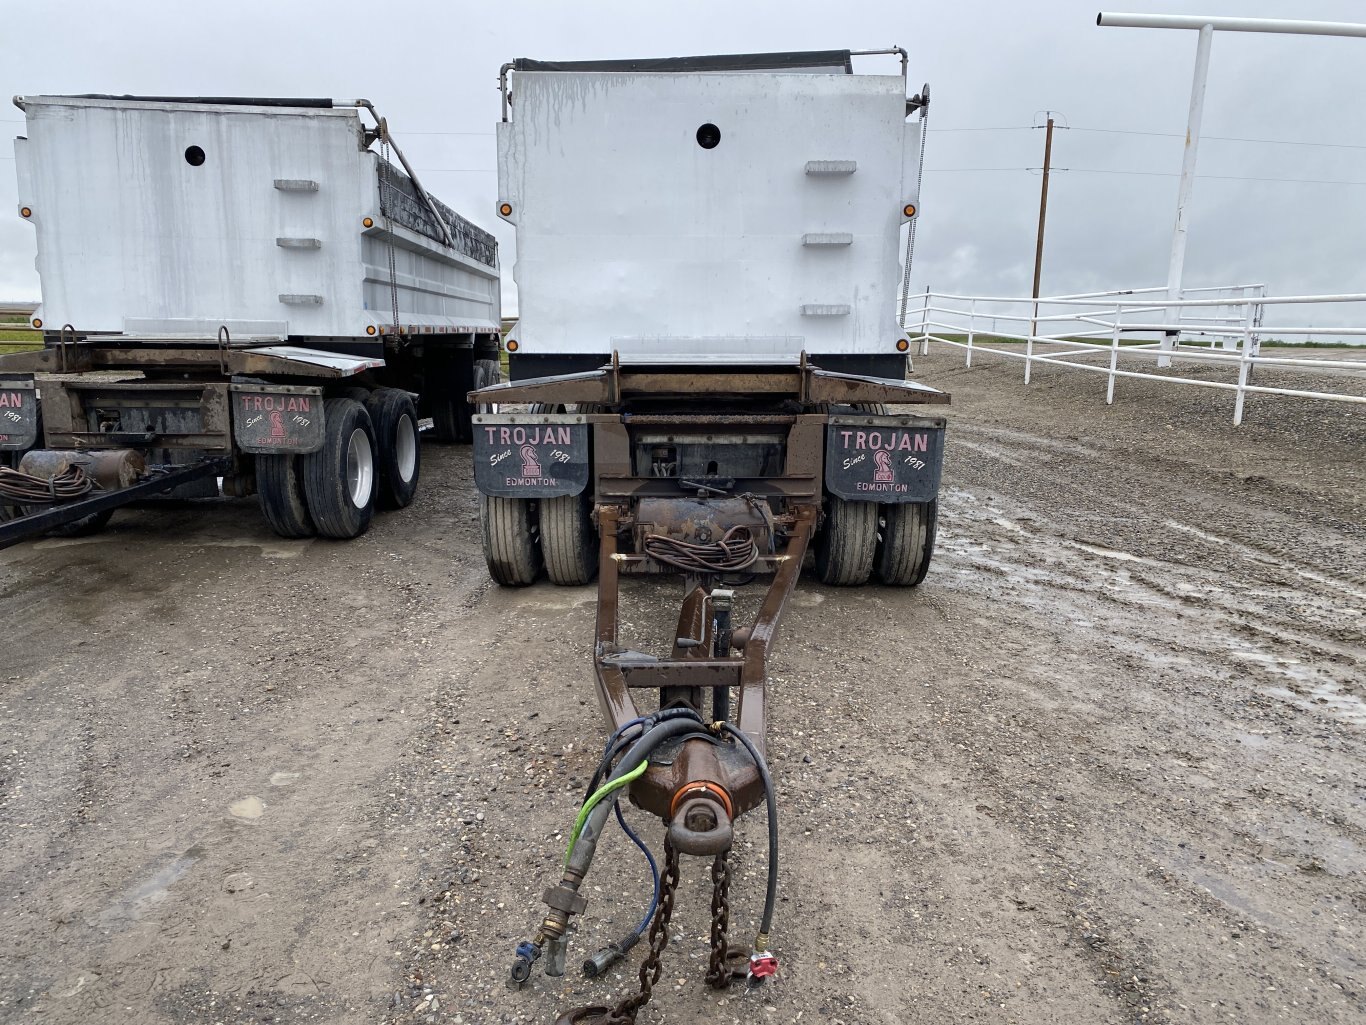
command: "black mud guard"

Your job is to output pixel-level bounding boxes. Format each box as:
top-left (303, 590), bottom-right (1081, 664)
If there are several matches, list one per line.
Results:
top-left (473, 414), bottom-right (590, 498)
top-left (825, 414), bottom-right (946, 503)
top-left (0, 374), bottom-right (39, 451)
top-left (230, 383), bottom-right (326, 454)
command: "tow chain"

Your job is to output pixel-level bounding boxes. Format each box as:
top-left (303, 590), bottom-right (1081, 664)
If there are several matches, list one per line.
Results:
top-left (597, 836), bottom-right (680, 1025)
top-left (706, 850), bottom-right (748, 987)
top-left (561, 839), bottom-right (754, 1024)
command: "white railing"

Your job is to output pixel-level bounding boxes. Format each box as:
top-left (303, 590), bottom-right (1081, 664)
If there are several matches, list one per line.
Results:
top-left (905, 287), bottom-right (1366, 425)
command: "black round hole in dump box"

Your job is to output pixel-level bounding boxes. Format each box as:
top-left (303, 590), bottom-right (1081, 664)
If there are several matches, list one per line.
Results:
top-left (184, 145), bottom-right (206, 166)
top-left (696, 123), bottom-right (721, 149)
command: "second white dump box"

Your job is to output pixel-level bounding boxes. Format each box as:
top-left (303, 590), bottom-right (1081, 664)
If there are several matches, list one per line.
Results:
top-left (497, 49), bottom-right (923, 377)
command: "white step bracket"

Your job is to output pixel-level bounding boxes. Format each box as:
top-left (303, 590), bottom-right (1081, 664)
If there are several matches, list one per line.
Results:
top-left (279, 294), bottom-right (324, 305)
top-left (273, 179), bottom-right (319, 192)
top-left (801, 233), bottom-right (853, 247)
top-left (799, 304), bottom-right (851, 316)
top-left (276, 237), bottom-right (322, 249)
top-left (804, 160), bottom-right (857, 176)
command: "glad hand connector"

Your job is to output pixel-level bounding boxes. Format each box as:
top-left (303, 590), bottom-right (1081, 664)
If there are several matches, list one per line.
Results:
top-left (509, 939), bottom-right (542, 987)
top-left (748, 950), bottom-right (779, 982)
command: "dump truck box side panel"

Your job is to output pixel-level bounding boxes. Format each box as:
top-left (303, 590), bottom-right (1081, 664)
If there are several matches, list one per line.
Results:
top-left (15, 96), bottom-right (499, 340)
top-left (498, 71), bottom-right (917, 365)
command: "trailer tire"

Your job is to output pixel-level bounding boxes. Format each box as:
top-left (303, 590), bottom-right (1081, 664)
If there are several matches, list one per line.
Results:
top-left (367, 389), bottom-right (421, 509)
top-left (480, 494), bottom-right (541, 586)
top-left (875, 499), bottom-right (937, 587)
top-left (301, 398), bottom-right (377, 539)
top-left (256, 454), bottom-right (316, 538)
top-left (429, 351), bottom-right (475, 444)
top-left (474, 358), bottom-right (502, 412)
top-left (815, 496), bottom-right (878, 586)
top-left (541, 492), bottom-right (597, 585)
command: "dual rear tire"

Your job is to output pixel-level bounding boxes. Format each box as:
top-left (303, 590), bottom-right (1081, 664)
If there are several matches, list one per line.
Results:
top-left (258, 391), bottom-right (416, 540)
top-left (816, 496), bottom-right (938, 587)
top-left (480, 491), bottom-right (598, 587)
top-left (481, 396), bottom-right (596, 587)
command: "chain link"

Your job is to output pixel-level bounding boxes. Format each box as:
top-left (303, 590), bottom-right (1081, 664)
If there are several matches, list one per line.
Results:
top-left (601, 835), bottom-right (681, 1025)
top-left (706, 850), bottom-right (732, 987)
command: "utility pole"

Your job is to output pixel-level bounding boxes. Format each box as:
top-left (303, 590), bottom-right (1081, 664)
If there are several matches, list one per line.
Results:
top-left (1029, 115), bottom-right (1056, 342)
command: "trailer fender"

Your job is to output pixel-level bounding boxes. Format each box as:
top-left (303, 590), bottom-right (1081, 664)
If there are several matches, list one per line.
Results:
top-left (472, 413), bottom-right (590, 498)
top-left (824, 414), bottom-right (946, 503)
top-left (230, 383), bottom-right (325, 454)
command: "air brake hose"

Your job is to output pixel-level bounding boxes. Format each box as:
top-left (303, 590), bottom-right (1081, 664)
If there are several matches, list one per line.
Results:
top-left (584, 707), bottom-right (705, 799)
top-left (718, 721), bottom-right (779, 944)
top-left (562, 716), bottom-right (698, 880)
top-left (564, 759), bottom-right (648, 865)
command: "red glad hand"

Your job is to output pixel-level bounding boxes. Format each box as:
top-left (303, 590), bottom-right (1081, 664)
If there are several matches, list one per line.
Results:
top-left (748, 952), bottom-right (779, 980)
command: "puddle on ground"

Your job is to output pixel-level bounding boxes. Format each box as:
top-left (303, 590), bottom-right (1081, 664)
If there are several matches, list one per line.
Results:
top-left (95, 847), bottom-right (202, 927)
top-left (988, 516), bottom-right (1028, 535)
top-left (1263, 680), bottom-right (1366, 726)
top-left (229, 796), bottom-right (266, 821)
top-left (1229, 649), bottom-right (1319, 687)
top-left (188, 538), bottom-right (311, 560)
top-left (1164, 520), bottom-right (1366, 602)
top-left (269, 771), bottom-right (300, 787)
top-left (503, 591), bottom-right (596, 611)
top-left (1063, 540), bottom-right (1157, 566)
top-left (32, 536), bottom-right (112, 550)
top-left (222, 871), bottom-right (256, 894)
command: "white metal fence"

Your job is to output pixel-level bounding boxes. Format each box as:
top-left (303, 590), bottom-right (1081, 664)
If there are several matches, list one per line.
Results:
top-left (905, 287), bottom-right (1366, 425)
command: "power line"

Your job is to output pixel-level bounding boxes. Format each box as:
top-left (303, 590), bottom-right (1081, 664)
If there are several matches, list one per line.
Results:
top-left (935, 122), bottom-right (1366, 151)
top-left (1068, 167), bottom-right (1366, 185)
top-left (1071, 125), bottom-right (1366, 150)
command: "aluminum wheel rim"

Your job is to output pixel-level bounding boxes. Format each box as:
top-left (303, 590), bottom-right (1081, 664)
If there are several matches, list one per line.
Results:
top-left (395, 413), bottom-right (417, 482)
top-left (346, 427), bottom-right (375, 507)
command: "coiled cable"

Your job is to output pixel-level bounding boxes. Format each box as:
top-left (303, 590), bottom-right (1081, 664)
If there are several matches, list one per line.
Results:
top-left (0, 465), bottom-right (95, 504)
top-left (643, 525), bottom-right (759, 573)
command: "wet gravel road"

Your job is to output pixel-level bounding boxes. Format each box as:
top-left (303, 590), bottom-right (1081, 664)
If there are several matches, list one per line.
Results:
top-left (1, 347), bottom-right (1362, 1025)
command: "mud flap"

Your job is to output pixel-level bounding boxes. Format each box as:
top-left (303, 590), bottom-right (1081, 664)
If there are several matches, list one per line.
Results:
top-left (0, 375), bottom-right (39, 451)
top-left (824, 414), bottom-right (946, 503)
top-left (230, 384), bottom-right (325, 454)
top-left (472, 413), bottom-right (590, 498)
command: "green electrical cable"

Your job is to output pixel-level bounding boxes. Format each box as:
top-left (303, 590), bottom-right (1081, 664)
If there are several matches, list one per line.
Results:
top-left (564, 759), bottom-right (649, 866)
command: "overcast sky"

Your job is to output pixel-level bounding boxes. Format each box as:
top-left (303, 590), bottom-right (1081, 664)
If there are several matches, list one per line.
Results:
top-left (3, 0), bottom-right (1364, 332)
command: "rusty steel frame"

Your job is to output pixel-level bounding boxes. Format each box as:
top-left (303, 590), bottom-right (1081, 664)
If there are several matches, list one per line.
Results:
top-left (466, 358), bottom-right (949, 839)
top-left (592, 502), bottom-right (816, 824)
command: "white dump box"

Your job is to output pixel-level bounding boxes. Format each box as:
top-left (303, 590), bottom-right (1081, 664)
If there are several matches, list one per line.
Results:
top-left (14, 95), bottom-right (500, 344)
top-left (496, 49), bottom-right (923, 379)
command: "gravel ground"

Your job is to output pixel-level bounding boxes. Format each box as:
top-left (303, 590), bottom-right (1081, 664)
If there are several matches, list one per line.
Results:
top-left (1, 348), bottom-right (1362, 1025)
